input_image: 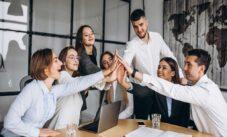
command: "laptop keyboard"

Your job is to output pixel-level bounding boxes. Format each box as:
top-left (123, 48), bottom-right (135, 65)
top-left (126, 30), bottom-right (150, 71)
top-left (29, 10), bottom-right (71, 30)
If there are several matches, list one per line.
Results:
top-left (80, 121), bottom-right (99, 132)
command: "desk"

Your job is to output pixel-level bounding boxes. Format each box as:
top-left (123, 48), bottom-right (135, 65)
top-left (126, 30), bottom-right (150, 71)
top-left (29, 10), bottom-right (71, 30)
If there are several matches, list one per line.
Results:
top-left (57, 119), bottom-right (213, 137)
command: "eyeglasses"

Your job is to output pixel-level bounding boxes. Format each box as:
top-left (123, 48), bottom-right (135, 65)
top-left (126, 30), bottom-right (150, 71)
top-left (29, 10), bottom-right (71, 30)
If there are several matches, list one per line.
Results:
top-left (102, 58), bottom-right (113, 66)
top-left (67, 56), bottom-right (80, 61)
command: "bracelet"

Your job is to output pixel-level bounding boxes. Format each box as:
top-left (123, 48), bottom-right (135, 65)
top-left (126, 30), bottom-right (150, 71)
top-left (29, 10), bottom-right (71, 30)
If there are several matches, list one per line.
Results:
top-left (131, 69), bottom-right (137, 78)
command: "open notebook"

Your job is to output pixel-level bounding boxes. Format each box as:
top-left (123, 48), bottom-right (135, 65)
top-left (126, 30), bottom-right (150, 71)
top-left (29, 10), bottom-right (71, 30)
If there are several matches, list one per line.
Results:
top-left (125, 127), bottom-right (192, 137)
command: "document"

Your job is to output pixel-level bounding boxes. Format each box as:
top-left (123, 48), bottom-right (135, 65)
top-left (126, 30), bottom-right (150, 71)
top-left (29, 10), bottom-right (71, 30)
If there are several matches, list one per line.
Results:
top-left (125, 127), bottom-right (192, 137)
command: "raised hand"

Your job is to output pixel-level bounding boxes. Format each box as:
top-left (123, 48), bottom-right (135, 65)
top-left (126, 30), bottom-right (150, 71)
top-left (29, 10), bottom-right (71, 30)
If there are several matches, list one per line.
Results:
top-left (39, 128), bottom-right (61, 137)
top-left (115, 52), bottom-right (133, 75)
top-left (104, 64), bottom-right (121, 83)
top-left (117, 65), bottom-right (126, 84)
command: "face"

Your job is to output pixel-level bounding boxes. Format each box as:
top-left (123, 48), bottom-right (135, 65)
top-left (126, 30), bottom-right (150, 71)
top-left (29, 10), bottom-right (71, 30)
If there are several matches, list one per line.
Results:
top-left (102, 54), bottom-right (113, 69)
top-left (157, 60), bottom-right (175, 82)
top-left (184, 56), bottom-right (205, 84)
top-left (65, 49), bottom-right (79, 73)
top-left (46, 53), bottom-right (63, 80)
top-left (82, 27), bottom-right (95, 46)
top-left (131, 17), bottom-right (148, 39)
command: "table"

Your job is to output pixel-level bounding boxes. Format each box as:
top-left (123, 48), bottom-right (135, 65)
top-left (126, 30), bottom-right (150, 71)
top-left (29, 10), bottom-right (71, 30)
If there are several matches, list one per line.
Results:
top-left (57, 119), bottom-right (213, 137)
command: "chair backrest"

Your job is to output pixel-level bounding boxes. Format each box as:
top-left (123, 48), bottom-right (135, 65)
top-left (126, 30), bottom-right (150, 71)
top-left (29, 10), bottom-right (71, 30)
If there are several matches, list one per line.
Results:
top-left (20, 75), bottom-right (33, 90)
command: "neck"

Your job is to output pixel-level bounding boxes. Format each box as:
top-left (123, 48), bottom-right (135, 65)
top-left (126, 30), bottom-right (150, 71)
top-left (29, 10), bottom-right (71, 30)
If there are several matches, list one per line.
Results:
top-left (43, 77), bottom-right (54, 91)
top-left (141, 32), bottom-right (149, 43)
top-left (65, 69), bottom-right (74, 76)
top-left (84, 45), bottom-right (93, 55)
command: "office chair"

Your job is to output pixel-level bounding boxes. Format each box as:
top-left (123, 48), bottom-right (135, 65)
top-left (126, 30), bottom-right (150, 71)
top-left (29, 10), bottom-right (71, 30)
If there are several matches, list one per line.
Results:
top-left (19, 75), bottom-right (33, 90)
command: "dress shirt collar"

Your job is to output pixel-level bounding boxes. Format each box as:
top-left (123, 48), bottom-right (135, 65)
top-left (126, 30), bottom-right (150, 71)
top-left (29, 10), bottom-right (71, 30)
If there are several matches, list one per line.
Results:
top-left (195, 75), bottom-right (208, 85)
top-left (135, 31), bottom-right (152, 45)
top-left (37, 80), bottom-right (50, 94)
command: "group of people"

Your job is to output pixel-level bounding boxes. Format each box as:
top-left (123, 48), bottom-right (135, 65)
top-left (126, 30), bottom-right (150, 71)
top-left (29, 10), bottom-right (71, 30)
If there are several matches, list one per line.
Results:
top-left (1, 9), bottom-right (227, 137)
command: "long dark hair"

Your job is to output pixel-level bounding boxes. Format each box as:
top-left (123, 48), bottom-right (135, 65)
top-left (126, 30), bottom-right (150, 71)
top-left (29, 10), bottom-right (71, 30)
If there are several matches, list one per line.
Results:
top-left (59, 46), bottom-right (79, 77)
top-left (75, 25), bottom-right (94, 55)
top-left (159, 57), bottom-right (181, 84)
top-left (100, 51), bottom-right (114, 69)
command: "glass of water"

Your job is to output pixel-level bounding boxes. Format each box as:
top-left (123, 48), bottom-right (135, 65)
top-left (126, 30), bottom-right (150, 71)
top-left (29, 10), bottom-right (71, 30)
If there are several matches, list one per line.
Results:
top-left (66, 123), bottom-right (76, 137)
top-left (151, 114), bottom-right (161, 129)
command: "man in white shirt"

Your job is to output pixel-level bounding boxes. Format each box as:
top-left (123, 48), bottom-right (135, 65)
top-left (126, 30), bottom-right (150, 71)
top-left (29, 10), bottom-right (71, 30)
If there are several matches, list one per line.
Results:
top-left (120, 49), bottom-right (227, 137)
top-left (122, 9), bottom-right (183, 119)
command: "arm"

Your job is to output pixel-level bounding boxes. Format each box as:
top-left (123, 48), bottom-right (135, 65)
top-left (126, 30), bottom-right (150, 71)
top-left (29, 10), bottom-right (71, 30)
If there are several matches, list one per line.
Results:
top-left (54, 71), bottom-right (105, 98)
top-left (142, 74), bottom-right (208, 106)
top-left (123, 41), bottom-right (135, 65)
top-left (158, 34), bottom-right (184, 78)
top-left (4, 85), bottom-right (40, 137)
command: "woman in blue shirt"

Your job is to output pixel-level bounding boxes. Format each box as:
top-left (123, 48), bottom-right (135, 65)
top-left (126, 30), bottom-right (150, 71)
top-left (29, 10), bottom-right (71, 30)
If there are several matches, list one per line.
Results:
top-left (1, 48), bottom-right (116, 137)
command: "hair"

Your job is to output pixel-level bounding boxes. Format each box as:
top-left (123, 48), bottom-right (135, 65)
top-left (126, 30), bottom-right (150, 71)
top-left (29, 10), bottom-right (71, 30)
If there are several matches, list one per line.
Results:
top-left (130, 9), bottom-right (146, 21)
top-left (160, 57), bottom-right (181, 84)
top-left (58, 46), bottom-right (75, 71)
top-left (100, 51), bottom-right (114, 69)
top-left (188, 49), bottom-right (211, 74)
top-left (30, 48), bottom-right (53, 80)
top-left (75, 25), bottom-right (94, 55)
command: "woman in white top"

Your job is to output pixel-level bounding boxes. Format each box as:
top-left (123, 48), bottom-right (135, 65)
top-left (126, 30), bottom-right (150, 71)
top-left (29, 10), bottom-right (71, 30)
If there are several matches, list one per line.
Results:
top-left (1, 48), bottom-right (117, 137)
top-left (100, 51), bottom-right (133, 119)
top-left (48, 46), bottom-right (83, 129)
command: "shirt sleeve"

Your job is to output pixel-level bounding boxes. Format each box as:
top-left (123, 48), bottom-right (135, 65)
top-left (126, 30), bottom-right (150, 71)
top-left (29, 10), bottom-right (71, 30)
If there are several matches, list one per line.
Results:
top-left (158, 34), bottom-right (184, 78)
top-left (4, 86), bottom-right (40, 137)
top-left (142, 74), bottom-right (209, 106)
top-left (123, 41), bottom-right (136, 65)
top-left (54, 71), bottom-right (104, 98)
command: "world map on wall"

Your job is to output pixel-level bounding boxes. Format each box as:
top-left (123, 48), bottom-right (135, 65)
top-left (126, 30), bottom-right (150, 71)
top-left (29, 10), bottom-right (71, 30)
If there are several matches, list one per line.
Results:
top-left (168, 2), bottom-right (227, 68)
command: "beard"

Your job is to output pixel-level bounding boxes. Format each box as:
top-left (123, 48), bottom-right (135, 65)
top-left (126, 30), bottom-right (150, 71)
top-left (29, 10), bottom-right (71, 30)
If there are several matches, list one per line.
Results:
top-left (137, 31), bottom-right (148, 39)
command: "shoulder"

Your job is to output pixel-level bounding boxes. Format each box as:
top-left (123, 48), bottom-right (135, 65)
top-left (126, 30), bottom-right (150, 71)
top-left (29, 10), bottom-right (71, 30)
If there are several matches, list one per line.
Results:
top-left (59, 71), bottom-right (72, 84)
top-left (149, 31), bottom-right (163, 39)
top-left (18, 80), bottom-right (39, 98)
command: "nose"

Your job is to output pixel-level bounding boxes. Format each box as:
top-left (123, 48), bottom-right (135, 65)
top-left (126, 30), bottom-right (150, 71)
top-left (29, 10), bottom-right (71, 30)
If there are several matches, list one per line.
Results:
top-left (59, 60), bottom-right (63, 66)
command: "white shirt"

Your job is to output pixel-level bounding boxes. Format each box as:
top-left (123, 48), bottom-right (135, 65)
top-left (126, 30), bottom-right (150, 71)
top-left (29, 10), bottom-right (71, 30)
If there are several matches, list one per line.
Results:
top-left (124, 31), bottom-right (183, 79)
top-left (48, 71), bottom-right (83, 130)
top-left (2, 71), bottom-right (104, 137)
top-left (142, 74), bottom-right (227, 137)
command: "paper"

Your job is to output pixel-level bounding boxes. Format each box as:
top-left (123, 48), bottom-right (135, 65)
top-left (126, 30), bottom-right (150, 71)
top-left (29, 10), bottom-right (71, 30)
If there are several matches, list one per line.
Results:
top-left (125, 127), bottom-right (192, 137)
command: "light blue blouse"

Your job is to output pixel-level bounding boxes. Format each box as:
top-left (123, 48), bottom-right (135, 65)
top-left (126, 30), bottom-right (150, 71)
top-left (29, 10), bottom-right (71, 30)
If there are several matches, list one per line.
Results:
top-left (2, 71), bottom-right (104, 137)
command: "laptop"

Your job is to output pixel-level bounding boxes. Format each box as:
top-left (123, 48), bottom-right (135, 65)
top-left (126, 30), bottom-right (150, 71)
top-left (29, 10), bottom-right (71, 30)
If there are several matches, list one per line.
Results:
top-left (79, 101), bottom-right (121, 133)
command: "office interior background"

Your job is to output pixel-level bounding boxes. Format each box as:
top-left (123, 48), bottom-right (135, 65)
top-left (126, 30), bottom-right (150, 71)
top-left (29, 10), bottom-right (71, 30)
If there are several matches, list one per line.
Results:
top-left (0, 0), bottom-right (226, 124)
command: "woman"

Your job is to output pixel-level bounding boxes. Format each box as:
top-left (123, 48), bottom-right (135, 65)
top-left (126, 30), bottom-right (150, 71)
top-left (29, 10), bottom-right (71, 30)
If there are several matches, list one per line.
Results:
top-left (100, 51), bottom-right (133, 119)
top-left (118, 57), bottom-right (190, 127)
top-left (1, 48), bottom-right (116, 137)
top-left (75, 25), bottom-right (102, 111)
top-left (47, 46), bottom-right (82, 129)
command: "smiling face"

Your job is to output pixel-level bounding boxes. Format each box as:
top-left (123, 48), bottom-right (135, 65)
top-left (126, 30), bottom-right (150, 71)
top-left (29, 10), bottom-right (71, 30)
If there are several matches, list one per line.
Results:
top-left (82, 27), bottom-right (95, 47)
top-left (45, 53), bottom-right (62, 80)
top-left (157, 60), bottom-right (175, 82)
top-left (101, 53), bottom-right (113, 70)
top-left (64, 49), bottom-right (79, 74)
top-left (131, 17), bottom-right (148, 39)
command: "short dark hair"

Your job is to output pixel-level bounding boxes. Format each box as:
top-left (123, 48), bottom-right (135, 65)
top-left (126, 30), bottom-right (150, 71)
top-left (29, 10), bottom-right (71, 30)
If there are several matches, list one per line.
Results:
top-left (188, 49), bottom-right (211, 74)
top-left (100, 51), bottom-right (114, 69)
top-left (130, 9), bottom-right (145, 21)
top-left (30, 48), bottom-right (53, 80)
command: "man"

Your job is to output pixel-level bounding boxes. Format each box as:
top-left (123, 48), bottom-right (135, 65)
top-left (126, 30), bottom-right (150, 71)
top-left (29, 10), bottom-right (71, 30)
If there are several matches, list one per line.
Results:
top-left (120, 49), bottom-right (227, 137)
top-left (122, 9), bottom-right (183, 119)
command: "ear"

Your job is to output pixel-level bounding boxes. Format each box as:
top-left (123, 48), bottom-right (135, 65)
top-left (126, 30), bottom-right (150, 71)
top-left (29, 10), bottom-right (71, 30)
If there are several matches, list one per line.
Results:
top-left (44, 68), bottom-right (50, 76)
top-left (199, 65), bottom-right (206, 75)
top-left (171, 71), bottom-right (175, 77)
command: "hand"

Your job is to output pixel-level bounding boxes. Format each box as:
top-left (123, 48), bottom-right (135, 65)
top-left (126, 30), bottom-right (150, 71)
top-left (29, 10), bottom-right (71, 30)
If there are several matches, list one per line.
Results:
top-left (39, 128), bottom-right (61, 137)
top-left (180, 78), bottom-right (188, 85)
top-left (115, 52), bottom-right (133, 75)
top-left (105, 64), bottom-right (121, 83)
top-left (117, 65), bottom-right (126, 84)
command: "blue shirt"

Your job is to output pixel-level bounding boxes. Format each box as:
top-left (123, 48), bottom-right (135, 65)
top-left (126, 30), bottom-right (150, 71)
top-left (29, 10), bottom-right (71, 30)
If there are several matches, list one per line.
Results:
top-left (2, 71), bottom-right (104, 137)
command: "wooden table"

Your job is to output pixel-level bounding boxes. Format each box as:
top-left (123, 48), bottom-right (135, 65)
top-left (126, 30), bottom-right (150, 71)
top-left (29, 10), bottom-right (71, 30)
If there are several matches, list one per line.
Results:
top-left (57, 119), bottom-right (213, 137)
